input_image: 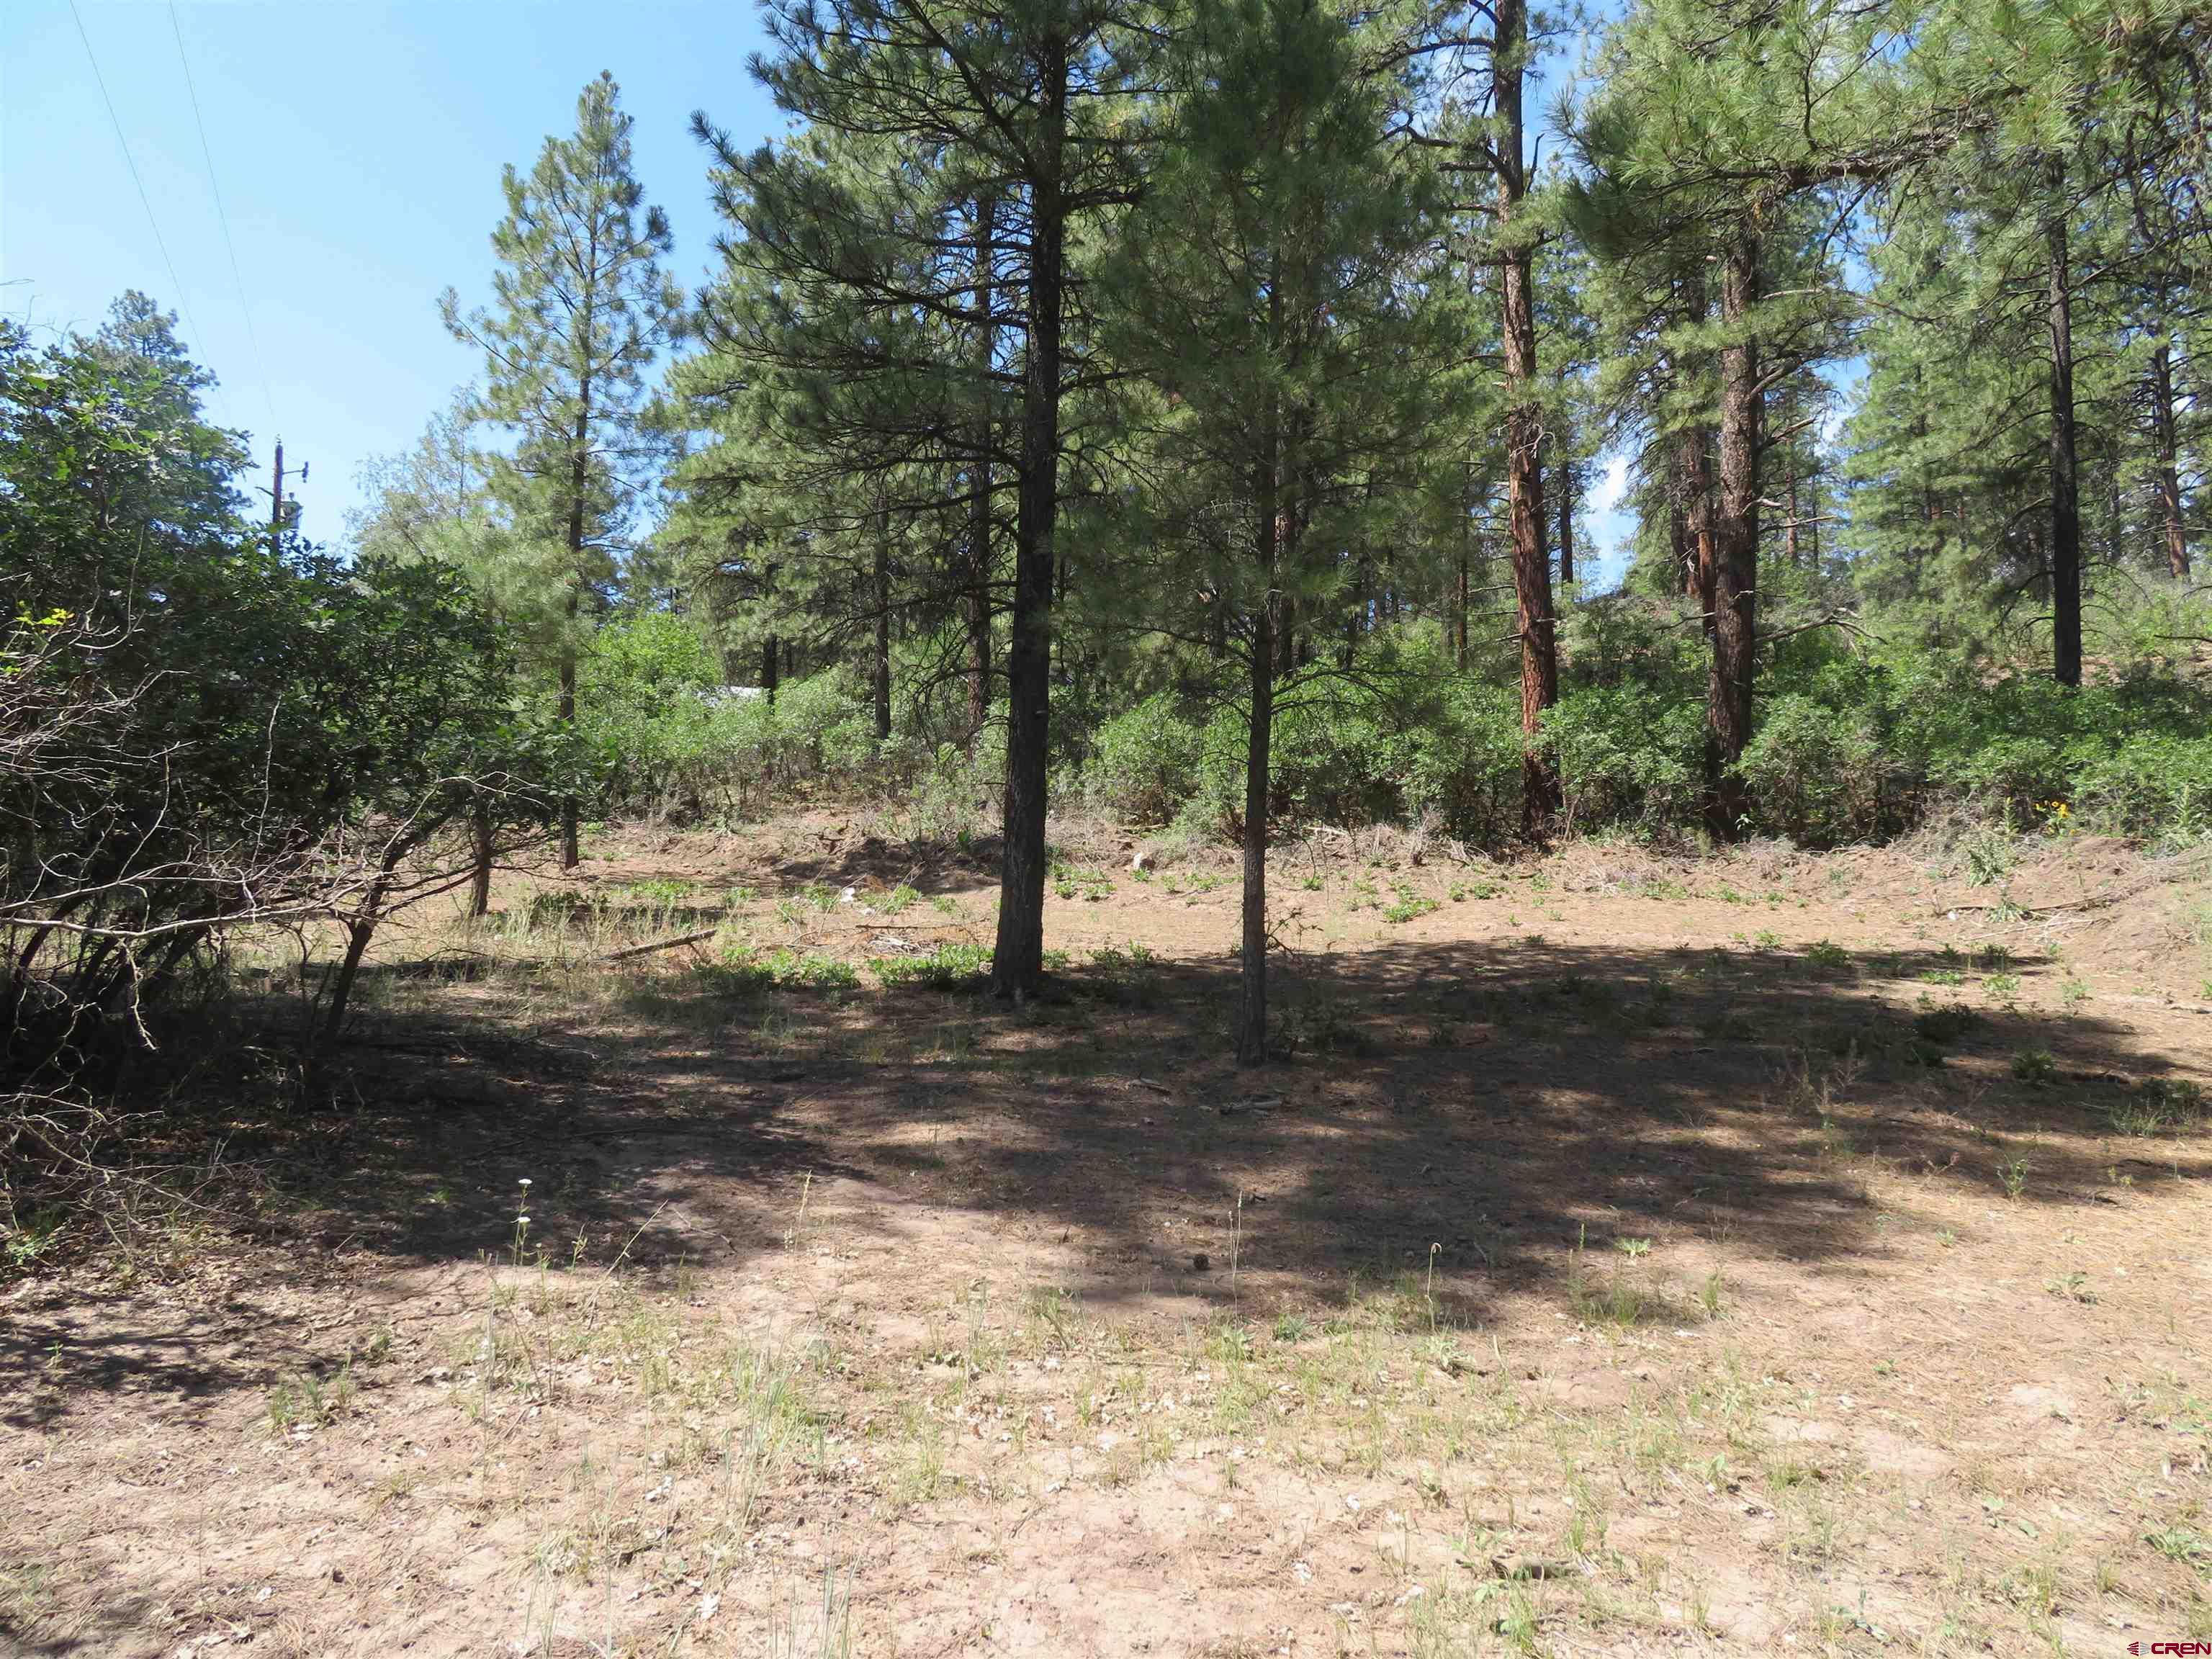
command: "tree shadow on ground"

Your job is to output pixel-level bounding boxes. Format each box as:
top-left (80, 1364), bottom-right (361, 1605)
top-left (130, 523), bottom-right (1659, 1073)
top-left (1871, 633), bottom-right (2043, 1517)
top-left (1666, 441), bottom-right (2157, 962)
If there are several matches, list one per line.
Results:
top-left (0, 1587), bottom-right (161, 1658)
top-left (8, 932), bottom-right (2204, 1417)
top-left (0, 1282), bottom-right (346, 1434)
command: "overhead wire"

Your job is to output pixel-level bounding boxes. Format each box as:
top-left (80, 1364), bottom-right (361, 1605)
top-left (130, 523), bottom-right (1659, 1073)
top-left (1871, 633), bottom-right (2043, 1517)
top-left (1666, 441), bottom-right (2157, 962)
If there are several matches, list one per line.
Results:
top-left (66, 0), bottom-right (213, 374)
top-left (168, 0), bottom-right (278, 437)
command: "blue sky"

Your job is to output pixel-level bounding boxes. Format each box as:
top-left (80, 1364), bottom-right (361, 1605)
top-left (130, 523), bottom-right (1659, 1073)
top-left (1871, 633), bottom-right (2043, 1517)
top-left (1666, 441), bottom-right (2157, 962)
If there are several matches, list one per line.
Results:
top-left (4, 1), bottom-right (1637, 583)
top-left (4, 1), bottom-right (781, 536)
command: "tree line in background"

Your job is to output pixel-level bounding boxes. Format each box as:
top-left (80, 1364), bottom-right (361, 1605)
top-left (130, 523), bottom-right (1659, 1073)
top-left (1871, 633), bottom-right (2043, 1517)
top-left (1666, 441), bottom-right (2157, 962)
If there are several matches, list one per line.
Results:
top-left (10, 0), bottom-right (2212, 1096)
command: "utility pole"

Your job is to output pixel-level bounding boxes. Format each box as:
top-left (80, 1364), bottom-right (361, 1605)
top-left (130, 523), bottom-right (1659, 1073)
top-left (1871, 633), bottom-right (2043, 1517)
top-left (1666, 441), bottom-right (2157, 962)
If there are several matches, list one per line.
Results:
top-left (264, 440), bottom-right (307, 554)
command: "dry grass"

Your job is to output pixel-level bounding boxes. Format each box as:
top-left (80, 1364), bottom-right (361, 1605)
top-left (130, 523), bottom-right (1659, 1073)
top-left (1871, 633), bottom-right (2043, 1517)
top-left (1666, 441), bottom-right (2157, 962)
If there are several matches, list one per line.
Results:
top-left (4, 816), bottom-right (2210, 1656)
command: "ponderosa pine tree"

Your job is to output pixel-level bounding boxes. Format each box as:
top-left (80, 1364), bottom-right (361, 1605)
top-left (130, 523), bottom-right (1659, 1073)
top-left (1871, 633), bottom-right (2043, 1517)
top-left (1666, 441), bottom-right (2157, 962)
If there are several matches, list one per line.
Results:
top-left (710, 0), bottom-right (1150, 999)
top-left (1840, 0), bottom-right (2212, 667)
top-left (1490, 0), bottom-right (1558, 833)
top-left (1538, 231), bottom-right (1604, 592)
top-left (677, 116), bottom-right (1008, 761)
top-left (1876, 0), bottom-right (2212, 675)
top-left (442, 72), bottom-right (681, 868)
top-left (1845, 168), bottom-right (2062, 657)
top-left (1573, 0), bottom-right (1920, 837)
top-left (1410, 0), bottom-right (1565, 835)
top-left (1102, 0), bottom-right (1452, 1063)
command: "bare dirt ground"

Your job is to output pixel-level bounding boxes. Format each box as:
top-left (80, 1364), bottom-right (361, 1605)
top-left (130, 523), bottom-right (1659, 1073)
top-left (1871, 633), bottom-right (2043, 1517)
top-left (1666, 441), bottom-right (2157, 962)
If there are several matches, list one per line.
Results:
top-left (5, 815), bottom-right (2210, 1657)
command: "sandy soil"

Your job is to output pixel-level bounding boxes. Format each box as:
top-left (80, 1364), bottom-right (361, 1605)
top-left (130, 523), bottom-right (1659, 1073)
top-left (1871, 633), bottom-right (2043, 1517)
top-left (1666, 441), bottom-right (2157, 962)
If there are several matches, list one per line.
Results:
top-left (4, 818), bottom-right (2208, 1657)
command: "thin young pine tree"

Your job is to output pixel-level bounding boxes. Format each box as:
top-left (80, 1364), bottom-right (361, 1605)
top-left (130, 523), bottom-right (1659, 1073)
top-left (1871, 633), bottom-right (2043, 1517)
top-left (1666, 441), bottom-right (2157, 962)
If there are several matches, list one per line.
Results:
top-left (1102, 0), bottom-right (1449, 1063)
top-left (442, 72), bottom-right (680, 868)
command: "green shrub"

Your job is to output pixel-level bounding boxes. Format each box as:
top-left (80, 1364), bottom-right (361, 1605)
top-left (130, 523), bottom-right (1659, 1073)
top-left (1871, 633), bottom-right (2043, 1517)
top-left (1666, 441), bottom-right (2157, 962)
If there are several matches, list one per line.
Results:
top-left (708, 943), bottom-right (778, 992)
top-left (1084, 693), bottom-right (1202, 824)
top-left (2108, 1077), bottom-right (2205, 1137)
top-left (1735, 693), bottom-right (1892, 845)
top-left (713, 943), bottom-right (858, 991)
top-left (870, 941), bottom-right (991, 989)
top-left (1382, 893), bottom-right (1439, 924)
top-left (2070, 734), bottom-right (2212, 842)
top-left (1543, 683), bottom-right (1704, 837)
top-left (1179, 625), bottom-right (1523, 844)
top-left (598, 601), bottom-right (2212, 855)
top-left (896, 734), bottom-right (1003, 847)
top-left (1051, 864), bottom-right (1115, 902)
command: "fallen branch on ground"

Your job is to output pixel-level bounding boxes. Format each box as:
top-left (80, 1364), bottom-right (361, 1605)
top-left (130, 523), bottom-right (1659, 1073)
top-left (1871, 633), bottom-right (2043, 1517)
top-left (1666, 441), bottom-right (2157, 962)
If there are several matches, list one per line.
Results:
top-left (601, 928), bottom-right (719, 962)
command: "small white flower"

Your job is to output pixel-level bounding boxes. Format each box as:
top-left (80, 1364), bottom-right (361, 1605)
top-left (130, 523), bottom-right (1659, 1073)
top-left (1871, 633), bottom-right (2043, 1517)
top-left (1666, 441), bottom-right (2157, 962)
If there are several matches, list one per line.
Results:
top-left (518, 1177), bottom-right (531, 1187)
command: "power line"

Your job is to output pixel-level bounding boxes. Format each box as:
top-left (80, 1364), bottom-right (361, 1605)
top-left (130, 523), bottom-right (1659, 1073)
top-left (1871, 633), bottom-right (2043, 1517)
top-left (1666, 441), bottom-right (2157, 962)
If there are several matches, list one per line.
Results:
top-left (66, 0), bottom-right (212, 372)
top-left (168, 0), bottom-right (277, 436)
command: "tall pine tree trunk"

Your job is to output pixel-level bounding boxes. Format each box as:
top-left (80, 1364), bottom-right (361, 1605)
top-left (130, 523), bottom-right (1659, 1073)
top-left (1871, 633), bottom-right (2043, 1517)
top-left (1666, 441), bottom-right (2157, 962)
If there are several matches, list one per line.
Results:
top-left (2046, 165), bottom-right (2083, 688)
top-left (559, 586), bottom-right (580, 868)
top-left (1668, 434), bottom-right (1694, 597)
top-left (2154, 340), bottom-right (2190, 577)
top-left (1676, 274), bottom-right (1714, 612)
top-left (1454, 538), bottom-right (1470, 671)
top-left (1238, 410), bottom-right (1281, 1069)
top-left (990, 36), bottom-right (1067, 1002)
top-left (1686, 428), bottom-right (1716, 619)
top-left (1342, 553), bottom-right (1366, 670)
top-left (2106, 428), bottom-right (2125, 570)
top-left (1496, 0), bottom-right (1558, 837)
top-left (1557, 451), bottom-right (1575, 587)
top-left (469, 791), bottom-right (494, 918)
top-left (872, 516), bottom-right (892, 743)
top-left (559, 382), bottom-right (593, 871)
top-left (1705, 230), bottom-right (1761, 842)
top-left (1785, 435), bottom-right (1802, 567)
top-left (968, 194), bottom-right (997, 740)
